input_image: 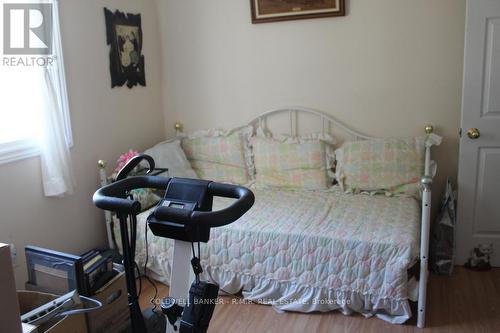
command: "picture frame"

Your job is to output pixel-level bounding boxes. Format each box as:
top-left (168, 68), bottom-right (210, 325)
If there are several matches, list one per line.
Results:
top-left (104, 8), bottom-right (146, 88)
top-left (250, 0), bottom-right (345, 24)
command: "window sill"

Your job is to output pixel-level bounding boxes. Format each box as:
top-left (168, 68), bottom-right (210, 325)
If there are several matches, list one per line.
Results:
top-left (0, 139), bottom-right (40, 165)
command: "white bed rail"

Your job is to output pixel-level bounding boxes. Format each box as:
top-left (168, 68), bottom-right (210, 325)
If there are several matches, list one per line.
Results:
top-left (418, 125), bottom-right (441, 328)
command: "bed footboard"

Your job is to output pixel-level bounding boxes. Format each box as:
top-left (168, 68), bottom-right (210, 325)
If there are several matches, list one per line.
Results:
top-left (417, 125), bottom-right (442, 328)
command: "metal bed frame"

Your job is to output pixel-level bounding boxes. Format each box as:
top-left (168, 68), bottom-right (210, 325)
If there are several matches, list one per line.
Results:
top-left (98, 106), bottom-right (440, 328)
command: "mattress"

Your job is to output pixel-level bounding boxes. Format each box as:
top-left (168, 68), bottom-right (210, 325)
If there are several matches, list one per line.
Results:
top-left (114, 187), bottom-right (420, 323)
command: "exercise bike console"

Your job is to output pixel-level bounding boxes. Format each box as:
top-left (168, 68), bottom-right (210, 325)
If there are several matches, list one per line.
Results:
top-left (148, 178), bottom-right (212, 242)
top-left (148, 178), bottom-right (254, 242)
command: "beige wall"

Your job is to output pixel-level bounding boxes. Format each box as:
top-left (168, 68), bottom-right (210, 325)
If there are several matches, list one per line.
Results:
top-left (157, 0), bottom-right (465, 206)
top-left (1, 0), bottom-right (466, 286)
top-left (0, 0), bottom-right (165, 286)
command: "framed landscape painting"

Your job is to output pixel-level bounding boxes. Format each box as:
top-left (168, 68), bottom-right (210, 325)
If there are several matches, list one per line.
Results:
top-left (250, 0), bottom-right (345, 23)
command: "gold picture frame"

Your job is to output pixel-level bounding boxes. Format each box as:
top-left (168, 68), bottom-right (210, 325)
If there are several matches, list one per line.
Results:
top-left (250, 0), bottom-right (345, 24)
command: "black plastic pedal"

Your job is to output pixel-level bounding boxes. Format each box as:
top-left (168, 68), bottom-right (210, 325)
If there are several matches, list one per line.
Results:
top-left (161, 297), bottom-right (184, 329)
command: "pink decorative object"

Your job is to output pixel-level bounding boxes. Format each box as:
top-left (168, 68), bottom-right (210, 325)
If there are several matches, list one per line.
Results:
top-left (115, 149), bottom-right (139, 172)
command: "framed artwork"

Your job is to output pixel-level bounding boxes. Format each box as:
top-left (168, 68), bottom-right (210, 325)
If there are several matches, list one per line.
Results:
top-left (104, 8), bottom-right (146, 88)
top-left (250, 0), bottom-right (345, 24)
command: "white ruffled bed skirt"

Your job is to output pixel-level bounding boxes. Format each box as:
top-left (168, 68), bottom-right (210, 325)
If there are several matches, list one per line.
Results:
top-left (147, 261), bottom-right (417, 324)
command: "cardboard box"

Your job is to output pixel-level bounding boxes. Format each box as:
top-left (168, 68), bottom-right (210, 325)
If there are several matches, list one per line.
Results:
top-left (0, 243), bottom-right (23, 333)
top-left (85, 271), bottom-right (130, 333)
top-left (17, 290), bottom-right (87, 333)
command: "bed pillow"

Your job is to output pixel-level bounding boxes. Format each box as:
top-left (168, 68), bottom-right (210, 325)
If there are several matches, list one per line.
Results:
top-left (181, 126), bottom-right (253, 184)
top-left (143, 140), bottom-right (198, 178)
top-left (335, 137), bottom-right (425, 193)
top-left (251, 130), bottom-right (335, 190)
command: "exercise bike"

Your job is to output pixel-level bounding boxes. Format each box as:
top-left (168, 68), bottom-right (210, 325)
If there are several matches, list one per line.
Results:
top-left (93, 154), bottom-right (255, 333)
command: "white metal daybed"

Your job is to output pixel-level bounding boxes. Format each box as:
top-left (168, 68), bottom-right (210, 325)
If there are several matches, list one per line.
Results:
top-left (98, 107), bottom-right (440, 328)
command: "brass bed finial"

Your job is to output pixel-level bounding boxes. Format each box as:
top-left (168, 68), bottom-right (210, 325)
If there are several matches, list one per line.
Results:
top-left (424, 125), bottom-right (434, 134)
top-left (174, 122), bottom-right (183, 132)
top-left (97, 160), bottom-right (106, 169)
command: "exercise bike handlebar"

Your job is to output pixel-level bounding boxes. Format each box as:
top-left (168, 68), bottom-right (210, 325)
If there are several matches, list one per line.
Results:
top-left (93, 176), bottom-right (255, 227)
top-left (153, 182), bottom-right (255, 227)
top-left (93, 176), bottom-right (172, 215)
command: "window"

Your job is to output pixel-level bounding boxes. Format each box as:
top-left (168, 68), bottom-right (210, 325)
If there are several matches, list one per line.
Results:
top-left (0, 0), bottom-right (72, 165)
top-left (1, 0), bottom-right (74, 196)
top-left (0, 67), bottom-right (44, 163)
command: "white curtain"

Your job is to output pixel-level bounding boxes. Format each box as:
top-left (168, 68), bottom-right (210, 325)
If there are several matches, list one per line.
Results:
top-left (39, 0), bottom-right (75, 196)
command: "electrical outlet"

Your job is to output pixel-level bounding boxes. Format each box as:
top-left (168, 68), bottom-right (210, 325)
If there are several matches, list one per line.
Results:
top-left (9, 243), bottom-right (17, 266)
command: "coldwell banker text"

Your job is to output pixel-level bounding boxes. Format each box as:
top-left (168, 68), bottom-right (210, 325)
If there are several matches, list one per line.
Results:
top-left (2, 3), bottom-right (55, 66)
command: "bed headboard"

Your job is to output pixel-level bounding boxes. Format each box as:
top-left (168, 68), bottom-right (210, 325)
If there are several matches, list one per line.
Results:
top-left (173, 105), bottom-right (438, 177)
top-left (249, 106), bottom-right (376, 141)
top-left (175, 106), bottom-right (378, 142)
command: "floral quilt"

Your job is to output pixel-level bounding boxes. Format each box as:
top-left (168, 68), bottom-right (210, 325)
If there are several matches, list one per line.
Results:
top-left (114, 187), bottom-right (420, 322)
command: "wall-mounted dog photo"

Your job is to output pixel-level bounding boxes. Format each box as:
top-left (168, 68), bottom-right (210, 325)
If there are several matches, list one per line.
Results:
top-left (104, 8), bottom-right (146, 88)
